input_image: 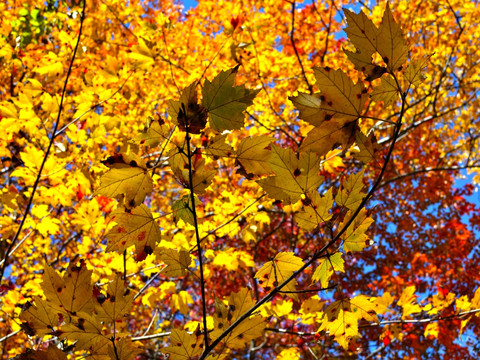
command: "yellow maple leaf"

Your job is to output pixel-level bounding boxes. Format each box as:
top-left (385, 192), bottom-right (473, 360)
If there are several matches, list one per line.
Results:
top-left (95, 153), bottom-right (153, 208)
top-left (106, 204), bottom-right (160, 259)
top-left (163, 328), bottom-right (204, 360)
top-left (95, 275), bottom-right (134, 322)
top-left (257, 145), bottom-right (323, 204)
top-left (255, 252), bottom-right (304, 300)
top-left (398, 286), bottom-right (422, 319)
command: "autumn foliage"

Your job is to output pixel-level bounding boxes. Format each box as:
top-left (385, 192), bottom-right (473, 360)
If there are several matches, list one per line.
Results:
top-left (1, 0), bottom-right (480, 359)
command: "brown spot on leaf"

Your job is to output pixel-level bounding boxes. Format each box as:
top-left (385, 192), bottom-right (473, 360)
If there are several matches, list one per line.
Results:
top-left (144, 245), bottom-right (153, 255)
top-left (77, 318), bottom-right (86, 331)
top-left (138, 231), bottom-right (146, 241)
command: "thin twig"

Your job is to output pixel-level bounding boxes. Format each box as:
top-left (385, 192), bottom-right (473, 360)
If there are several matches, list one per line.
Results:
top-left (183, 105), bottom-right (209, 351)
top-left (290, 0), bottom-right (313, 93)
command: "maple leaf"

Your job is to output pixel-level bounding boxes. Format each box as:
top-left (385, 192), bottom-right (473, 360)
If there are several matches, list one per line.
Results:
top-left (157, 248), bottom-right (192, 277)
top-left (320, 307), bottom-right (358, 349)
top-left (236, 136), bottom-right (273, 176)
top-left (405, 56), bottom-right (429, 87)
top-left (169, 149), bottom-right (215, 194)
top-left (350, 295), bottom-right (378, 322)
top-left (41, 261), bottom-right (94, 315)
top-left (108, 337), bottom-right (141, 360)
top-left (106, 204), bottom-right (160, 258)
top-left (320, 296), bottom-right (378, 349)
top-left (95, 153), bottom-right (153, 208)
top-left (204, 134), bottom-right (234, 158)
top-left (370, 74), bottom-right (399, 106)
top-left (398, 286), bottom-right (422, 319)
top-left (95, 275), bottom-right (134, 322)
top-left (163, 328), bottom-right (204, 360)
top-left (20, 297), bottom-right (59, 336)
top-left (312, 252), bottom-right (344, 288)
top-left (16, 345), bottom-right (68, 360)
top-left (298, 120), bottom-right (357, 155)
top-left (255, 252), bottom-right (304, 300)
top-left (172, 194), bottom-right (199, 226)
top-left (169, 82), bottom-right (208, 134)
top-left (335, 169), bottom-right (366, 211)
top-left (201, 66), bottom-right (260, 131)
top-left (353, 130), bottom-right (380, 164)
top-left (290, 67), bottom-right (367, 127)
top-left (128, 37), bottom-right (156, 70)
top-left (133, 117), bottom-right (171, 147)
top-left (60, 312), bottom-right (104, 350)
top-left (340, 208), bottom-right (374, 253)
top-left (344, 4), bottom-right (408, 76)
top-left (295, 188), bottom-right (333, 231)
top-left (211, 288), bottom-right (265, 349)
top-left (257, 145), bottom-right (323, 204)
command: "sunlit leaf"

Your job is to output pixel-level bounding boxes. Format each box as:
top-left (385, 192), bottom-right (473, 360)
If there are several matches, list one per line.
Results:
top-left (202, 66), bottom-right (260, 131)
top-left (290, 67), bottom-right (367, 127)
top-left (335, 169), bottom-right (366, 211)
top-left (236, 136), bottom-right (273, 176)
top-left (295, 188), bottom-right (333, 231)
top-left (163, 328), bottom-right (204, 360)
top-left (255, 252), bottom-right (304, 300)
top-left (257, 145), bottom-right (323, 204)
top-left (340, 208), bottom-right (374, 252)
top-left (95, 153), bottom-right (153, 208)
top-left (106, 204), bottom-right (160, 259)
top-left (95, 275), bottom-right (134, 322)
top-left (312, 252), bottom-right (344, 288)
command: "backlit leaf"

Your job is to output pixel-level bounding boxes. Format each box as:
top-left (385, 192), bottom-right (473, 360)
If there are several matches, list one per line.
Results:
top-left (255, 252), bottom-right (304, 300)
top-left (211, 288), bottom-right (265, 349)
top-left (290, 67), bottom-right (367, 127)
top-left (335, 169), bottom-right (366, 211)
top-left (61, 312), bottom-right (104, 350)
top-left (353, 130), bottom-right (379, 164)
top-left (204, 134), bottom-right (234, 158)
top-left (106, 204), bottom-right (160, 258)
top-left (370, 74), bottom-right (399, 106)
top-left (202, 66), bottom-right (260, 131)
top-left (405, 56), bottom-right (428, 87)
top-left (312, 252), bottom-right (344, 288)
top-left (236, 136), bottom-right (273, 175)
top-left (169, 82), bottom-right (208, 134)
top-left (20, 297), bottom-right (59, 336)
top-left (340, 208), bottom-right (374, 252)
top-left (295, 188), bottom-right (333, 231)
top-left (344, 4), bottom-right (408, 75)
top-left (95, 153), bottom-right (153, 208)
top-left (172, 195), bottom-right (198, 226)
top-left (108, 338), bottom-right (141, 360)
top-left (257, 145), bottom-right (323, 204)
top-left (163, 328), bottom-right (204, 360)
top-left (41, 261), bottom-right (93, 315)
top-left (158, 248), bottom-right (192, 277)
top-left (298, 120), bottom-right (356, 155)
top-left (95, 275), bottom-right (134, 322)
top-left (133, 118), bottom-right (171, 147)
